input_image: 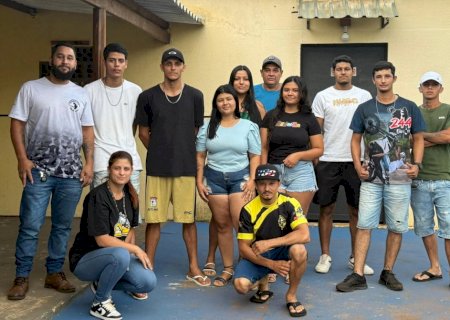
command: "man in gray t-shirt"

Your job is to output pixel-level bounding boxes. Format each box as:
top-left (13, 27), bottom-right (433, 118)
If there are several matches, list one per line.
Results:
top-left (7, 43), bottom-right (94, 301)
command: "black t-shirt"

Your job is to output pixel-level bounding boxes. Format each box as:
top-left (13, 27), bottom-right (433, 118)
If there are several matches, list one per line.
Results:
top-left (262, 109), bottom-right (321, 164)
top-left (68, 183), bottom-right (139, 272)
top-left (135, 84), bottom-right (204, 176)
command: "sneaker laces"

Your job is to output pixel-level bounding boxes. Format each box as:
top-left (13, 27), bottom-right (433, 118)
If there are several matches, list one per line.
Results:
top-left (101, 299), bottom-right (118, 313)
top-left (345, 273), bottom-right (360, 281)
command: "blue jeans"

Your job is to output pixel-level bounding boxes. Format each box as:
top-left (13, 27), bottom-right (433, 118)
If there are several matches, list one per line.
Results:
top-left (357, 182), bottom-right (411, 233)
top-left (15, 169), bottom-right (82, 277)
top-left (411, 180), bottom-right (450, 239)
top-left (235, 247), bottom-right (290, 284)
top-left (73, 247), bottom-right (157, 302)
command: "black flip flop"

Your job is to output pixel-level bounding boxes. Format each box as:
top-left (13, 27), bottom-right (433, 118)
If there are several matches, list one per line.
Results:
top-left (286, 301), bottom-right (307, 317)
top-left (412, 270), bottom-right (443, 282)
top-left (250, 290), bottom-right (273, 303)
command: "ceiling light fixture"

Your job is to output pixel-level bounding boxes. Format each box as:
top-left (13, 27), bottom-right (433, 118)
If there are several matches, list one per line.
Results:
top-left (341, 25), bottom-right (350, 42)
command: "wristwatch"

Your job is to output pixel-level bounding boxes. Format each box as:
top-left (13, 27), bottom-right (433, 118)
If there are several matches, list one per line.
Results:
top-left (413, 162), bottom-right (423, 170)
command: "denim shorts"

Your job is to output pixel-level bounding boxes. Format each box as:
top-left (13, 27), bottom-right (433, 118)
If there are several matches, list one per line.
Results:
top-left (411, 180), bottom-right (450, 239)
top-left (357, 182), bottom-right (411, 233)
top-left (234, 247), bottom-right (290, 283)
top-left (203, 166), bottom-right (249, 195)
top-left (273, 161), bottom-right (318, 193)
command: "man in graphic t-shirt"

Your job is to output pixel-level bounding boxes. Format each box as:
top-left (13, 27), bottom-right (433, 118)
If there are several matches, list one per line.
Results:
top-left (312, 55), bottom-right (373, 275)
top-left (136, 48), bottom-right (210, 286)
top-left (8, 43), bottom-right (94, 300)
top-left (336, 61), bottom-right (426, 293)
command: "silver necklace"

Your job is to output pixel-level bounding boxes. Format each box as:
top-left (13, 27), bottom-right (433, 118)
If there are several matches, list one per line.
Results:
top-left (107, 182), bottom-right (126, 215)
top-left (162, 83), bottom-right (184, 104)
top-left (102, 79), bottom-right (124, 106)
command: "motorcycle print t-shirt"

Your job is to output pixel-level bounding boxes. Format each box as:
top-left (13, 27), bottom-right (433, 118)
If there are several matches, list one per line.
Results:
top-left (350, 96), bottom-right (426, 185)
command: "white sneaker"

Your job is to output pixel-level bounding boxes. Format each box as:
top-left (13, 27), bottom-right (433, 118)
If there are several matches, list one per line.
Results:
top-left (90, 298), bottom-right (122, 320)
top-left (315, 254), bottom-right (332, 273)
top-left (348, 256), bottom-right (374, 275)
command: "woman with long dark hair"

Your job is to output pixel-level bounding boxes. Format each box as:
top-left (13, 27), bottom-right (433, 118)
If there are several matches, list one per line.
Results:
top-left (229, 65), bottom-right (266, 125)
top-left (202, 67), bottom-right (266, 278)
top-left (196, 84), bottom-right (261, 287)
top-left (261, 75), bottom-right (323, 216)
top-left (69, 151), bottom-right (156, 320)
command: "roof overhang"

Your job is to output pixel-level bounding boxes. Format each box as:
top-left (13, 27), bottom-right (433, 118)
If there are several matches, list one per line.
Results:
top-left (298, 0), bottom-right (398, 19)
top-left (2, 0), bottom-right (204, 42)
top-left (297, 0), bottom-right (398, 29)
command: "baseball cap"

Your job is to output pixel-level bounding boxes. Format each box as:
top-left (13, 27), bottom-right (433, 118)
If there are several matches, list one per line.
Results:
top-left (161, 48), bottom-right (184, 63)
top-left (419, 71), bottom-right (443, 86)
top-left (262, 55), bottom-right (282, 69)
top-left (254, 164), bottom-right (280, 181)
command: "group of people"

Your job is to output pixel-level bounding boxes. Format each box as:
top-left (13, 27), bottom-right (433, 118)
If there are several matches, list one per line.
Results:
top-left (6, 41), bottom-right (449, 319)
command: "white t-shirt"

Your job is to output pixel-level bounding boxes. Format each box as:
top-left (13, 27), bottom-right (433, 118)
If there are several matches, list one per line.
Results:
top-left (84, 79), bottom-right (143, 172)
top-left (9, 77), bottom-right (94, 179)
top-left (312, 85), bottom-right (371, 162)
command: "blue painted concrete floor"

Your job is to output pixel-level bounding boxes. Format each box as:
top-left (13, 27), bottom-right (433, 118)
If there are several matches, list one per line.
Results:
top-left (54, 223), bottom-right (449, 320)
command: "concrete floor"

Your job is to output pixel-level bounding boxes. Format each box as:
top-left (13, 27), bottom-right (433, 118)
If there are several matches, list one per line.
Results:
top-left (0, 217), bottom-right (87, 320)
top-left (1, 217), bottom-right (449, 320)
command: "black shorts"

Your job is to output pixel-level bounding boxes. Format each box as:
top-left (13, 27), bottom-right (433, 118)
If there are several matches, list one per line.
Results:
top-left (313, 161), bottom-right (361, 208)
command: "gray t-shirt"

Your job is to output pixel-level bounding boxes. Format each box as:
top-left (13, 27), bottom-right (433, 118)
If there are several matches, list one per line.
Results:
top-left (9, 77), bottom-right (94, 179)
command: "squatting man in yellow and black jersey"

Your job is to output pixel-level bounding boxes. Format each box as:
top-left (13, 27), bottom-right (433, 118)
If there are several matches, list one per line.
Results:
top-left (233, 164), bottom-right (310, 318)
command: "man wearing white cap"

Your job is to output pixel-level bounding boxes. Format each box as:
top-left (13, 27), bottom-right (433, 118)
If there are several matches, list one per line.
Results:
top-left (254, 56), bottom-right (283, 111)
top-left (410, 71), bottom-right (450, 285)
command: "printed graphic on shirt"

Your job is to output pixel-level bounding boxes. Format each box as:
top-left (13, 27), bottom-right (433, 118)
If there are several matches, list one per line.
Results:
top-left (332, 98), bottom-right (359, 107)
top-left (28, 133), bottom-right (82, 178)
top-left (293, 206), bottom-right (305, 221)
top-left (275, 120), bottom-right (301, 128)
top-left (69, 99), bottom-right (81, 112)
top-left (114, 212), bottom-right (131, 240)
top-left (278, 215), bottom-right (286, 230)
top-left (363, 106), bottom-right (412, 184)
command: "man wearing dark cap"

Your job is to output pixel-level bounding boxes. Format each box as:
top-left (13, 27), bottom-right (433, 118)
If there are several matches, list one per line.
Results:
top-left (254, 55), bottom-right (283, 111)
top-left (136, 48), bottom-right (209, 286)
top-left (233, 164), bottom-right (310, 317)
top-left (411, 71), bottom-right (450, 284)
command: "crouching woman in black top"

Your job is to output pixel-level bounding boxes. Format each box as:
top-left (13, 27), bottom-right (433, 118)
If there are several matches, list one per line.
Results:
top-left (69, 151), bottom-right (156, 320)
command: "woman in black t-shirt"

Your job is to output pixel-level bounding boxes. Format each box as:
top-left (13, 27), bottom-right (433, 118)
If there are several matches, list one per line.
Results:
top-left (261, 76), bottom-right (323, 216)
top-left (69, 151), bottom-right (156, 320)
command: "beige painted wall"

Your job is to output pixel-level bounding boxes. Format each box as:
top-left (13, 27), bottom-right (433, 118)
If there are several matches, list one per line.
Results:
top-left (1, 0), bottom-right (450, 216)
